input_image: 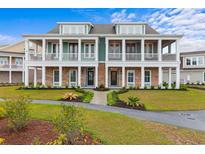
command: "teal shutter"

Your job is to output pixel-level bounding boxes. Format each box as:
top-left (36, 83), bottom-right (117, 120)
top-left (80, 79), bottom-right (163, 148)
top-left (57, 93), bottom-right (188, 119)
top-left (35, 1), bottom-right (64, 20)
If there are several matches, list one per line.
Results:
top-left (98, 37), bottom-right (105, 61)
top-left (47, 42), bottom-right (52, 53)
top-left (63, 42), bottom-right (68, 53)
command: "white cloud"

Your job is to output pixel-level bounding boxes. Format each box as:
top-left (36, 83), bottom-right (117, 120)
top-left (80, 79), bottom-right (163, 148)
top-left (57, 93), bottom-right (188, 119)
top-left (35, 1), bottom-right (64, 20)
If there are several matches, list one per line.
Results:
top-left (146, 8), bottom-right (205, 52)
top-left (111, 9), bottom-right (136, 23)
top-left (0, 34), bottom-right (17, 45)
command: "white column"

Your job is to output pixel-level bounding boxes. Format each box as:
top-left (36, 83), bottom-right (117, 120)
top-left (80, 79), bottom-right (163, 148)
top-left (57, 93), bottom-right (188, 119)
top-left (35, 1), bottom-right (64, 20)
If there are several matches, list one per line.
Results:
top-left (42, 66), bottom-right (46, 86)
top-left (176, 66), bottom-right (180, 89)
top-left (95, 38), bottom-right (98, 61)
top-left (59, 66), bottom-right (62, 87)
top-left (25, 66), bottom-right (29, 86)
top-left (122, 39), bottom-right (126, 61)
top-left (78, 66), bottom-right (81, 87)
top-left (105, 38), bottom-right (109, 61)
top-left (59, 39), bottom-right (63, 61)
top-left (141, 67), bottom-right (145, 88)
top-left (9, 56), bottom-right (12, 69)
top-left (158, 67), bottom-right (162, 87)
top-left (25, 39), bottom-right (29, 61)
top-left (95, 65), bottom-right (98, 87)
top-left (168, 68), bottom-right (172, 89)
top-left (34, 67), bottom-right (37, 87)
top-left (141, 39), bottom-right (144, 61)
top-left (158, 39), bottom-right (162, 61)
top-left (122, 66), bottom-right (125, 87)
top-left (105, 65), bottom-right (108, 88)
top-left (176, 39), bottom-right (180, 62)
top-left (22, 71), bottom-right (24, 83)
top-left (78, 39), bottom-right (81, 61)
top-left (42, 39), bottom-right (46, 61)
top-left (9, 71), bottom-right (12, 84)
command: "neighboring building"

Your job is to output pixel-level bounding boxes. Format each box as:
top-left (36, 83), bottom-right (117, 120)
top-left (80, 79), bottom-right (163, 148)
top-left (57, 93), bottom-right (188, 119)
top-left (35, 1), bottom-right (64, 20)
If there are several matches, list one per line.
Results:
top-left (180, 51), bottom-right (205, 84)
top-left (23, 22), bottom-right (182, 89)
top-left (0, 41), bottom-right (24, 83)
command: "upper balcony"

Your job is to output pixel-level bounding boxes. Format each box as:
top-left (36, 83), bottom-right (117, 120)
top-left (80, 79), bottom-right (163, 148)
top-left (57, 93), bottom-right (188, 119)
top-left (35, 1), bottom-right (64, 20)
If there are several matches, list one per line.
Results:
top-left (106, 39), bottom-right (178, 62)
top-left (0, 56), bottom-right (23, 70)
top-left (26, 38), bottom-right (98, 62)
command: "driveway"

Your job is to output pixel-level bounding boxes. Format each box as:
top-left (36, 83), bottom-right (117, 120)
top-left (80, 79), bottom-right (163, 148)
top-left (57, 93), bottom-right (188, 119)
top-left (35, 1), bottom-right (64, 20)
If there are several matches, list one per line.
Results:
top-left (31, 99), bottom-right (205, 132)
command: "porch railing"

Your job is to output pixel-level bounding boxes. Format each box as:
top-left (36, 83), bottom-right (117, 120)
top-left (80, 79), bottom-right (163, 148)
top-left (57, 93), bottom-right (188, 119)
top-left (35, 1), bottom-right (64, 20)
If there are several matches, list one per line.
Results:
top-left (108, 53), bottom-right (122, 61)
top-left (162, 54), bottom-right (176, 61)
top-left (81, 53), bottom-right (95, 61)
top-left (29, 53), bottom-right (42, 61)
top-left (126, 53), bottom-right (141, 61)
top-left (45, 53), bottom-right (59, 61)
top-left (144, 53), bottom-right (159, 61)
top-left (62, 53), bottom-right (78, 61)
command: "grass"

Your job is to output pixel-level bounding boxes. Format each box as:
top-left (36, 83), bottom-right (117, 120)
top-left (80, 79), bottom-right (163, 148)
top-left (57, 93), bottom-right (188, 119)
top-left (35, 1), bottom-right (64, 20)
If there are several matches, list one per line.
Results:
top-left (0, 86), bottom-right (82, 100)
top-left (118, 88), bottom-right (205, 111)
top-left (27, 103), bottom-right (205, 144)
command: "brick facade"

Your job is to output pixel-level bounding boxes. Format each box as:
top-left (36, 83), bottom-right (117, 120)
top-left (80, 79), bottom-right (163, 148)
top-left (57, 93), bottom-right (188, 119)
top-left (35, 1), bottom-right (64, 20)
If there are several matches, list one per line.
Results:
top-left (98, 63), bottom-right (105, 86)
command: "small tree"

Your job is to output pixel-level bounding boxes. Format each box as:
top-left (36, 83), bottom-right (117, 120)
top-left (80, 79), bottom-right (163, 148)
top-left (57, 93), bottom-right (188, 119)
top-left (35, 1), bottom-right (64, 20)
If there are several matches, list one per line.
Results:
top-left (53, 104), bottom-right (84, 144)
top-left (4, 96), bottom-right (31, 131)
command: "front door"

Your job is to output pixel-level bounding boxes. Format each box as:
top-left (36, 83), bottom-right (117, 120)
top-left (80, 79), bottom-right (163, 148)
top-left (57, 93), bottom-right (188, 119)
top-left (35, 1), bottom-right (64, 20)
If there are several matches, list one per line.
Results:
top-left (111, 71), bottom-right (118, 86)
top-left (69, 69), bottom-right (77, 87)
top-left (87, 70), bottom-right (94, 86)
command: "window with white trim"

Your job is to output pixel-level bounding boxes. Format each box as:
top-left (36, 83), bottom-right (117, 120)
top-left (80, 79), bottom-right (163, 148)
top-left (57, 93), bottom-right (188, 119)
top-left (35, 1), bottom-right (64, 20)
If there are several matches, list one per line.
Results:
top-left (145, 43), bottom-right (154, 58)
top-left (84, 43), bottom-right (95, 58)
top-left (203, 72), bottom-right (205, 82)
top-left (0, 57), bottom-right (8, 65)
top-left (127, 70), bottom-right (135, 86)
top-left (144, 70), bottom-right (151, 86)
top-left (62, 25), bottom-right (85, 34)
top-left (15, 58), bottom-right (23, 65)
top-left (185, 56), bottom-right (204, 66)
top-left (53, 70), bottom-right (59, 86)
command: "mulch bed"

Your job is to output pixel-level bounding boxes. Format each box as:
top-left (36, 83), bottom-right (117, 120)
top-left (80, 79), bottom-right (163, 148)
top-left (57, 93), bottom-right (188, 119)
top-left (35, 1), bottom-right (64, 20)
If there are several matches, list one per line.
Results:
top-left (60, 97), bottom-right (83, 102)
top-left (0, 118), bottom-right (101, 145)
top-left (113, 101), bottom-right (146, 111)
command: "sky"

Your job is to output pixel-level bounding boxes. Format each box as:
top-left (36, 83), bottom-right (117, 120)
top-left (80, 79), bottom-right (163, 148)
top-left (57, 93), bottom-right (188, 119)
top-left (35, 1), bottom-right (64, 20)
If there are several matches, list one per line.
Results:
top-left (0, 8), bottom-right (205, 52)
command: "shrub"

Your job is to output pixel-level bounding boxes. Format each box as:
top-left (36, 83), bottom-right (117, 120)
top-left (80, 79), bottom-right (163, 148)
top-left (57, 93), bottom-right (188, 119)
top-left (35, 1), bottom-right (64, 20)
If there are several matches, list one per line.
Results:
top-left (3, 96), bottom-right (31, 131)
top-left (82, 91), bottom-right (94, 103)
top-left (107, 91), bottom-right (118, 106)
top-left (180, 84), bottom-right (187, 90)
top-left (117, 87), bottom-right (128, 94)
top-left (151, 86), bottom-right (155, 90)
top-left (53, 104), bottom-right (84, 144)
top-left (127, 96), bottom-right (140, 107)
top-left (171, 82), bottom-right (176, 89)
top-left (62, 92), bottom-right (78, 101)
top-left (0, 107), bottom-right (5, 119)
top-left (163, 81), bottom-right (169, 89)
top-left (158, 85), bottom-right (161, 89)
top-left (47, 134), bottom-right (67, 145)
top-left (74, 87), bottom-right (85, 93)
top-left (144, 86), bottom-right (147, 89)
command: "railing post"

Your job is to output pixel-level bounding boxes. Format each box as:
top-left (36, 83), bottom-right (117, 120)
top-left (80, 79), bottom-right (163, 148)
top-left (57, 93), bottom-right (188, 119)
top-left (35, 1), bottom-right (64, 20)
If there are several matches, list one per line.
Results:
top-left (158, 39), bottom-right (162, 61)
top-left (59, 39), bottom-right (63, 61)
top-left (141, 39), bottom-right (144, 61)
top-left (78, 39), bottom-right (81, 61)
top-left (122, 39), bottom-right (126, 61)
top-left (141, 66), bottom-right (145, 89)
top-left (42, 39), bottom-right (46, 61)
top-left (95, 38), bottom-right (98, 62)
top-left (105, 38), bottom-right (108, 62)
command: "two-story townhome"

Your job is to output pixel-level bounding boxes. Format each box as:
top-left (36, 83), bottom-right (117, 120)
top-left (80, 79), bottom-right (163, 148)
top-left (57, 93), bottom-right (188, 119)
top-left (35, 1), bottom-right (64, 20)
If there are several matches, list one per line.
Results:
top-left (23, 22), bottom-right (182, 89)
top-left (0, 41), bottom-right (24, 83)
top-left (180, 51), bottom-right (205, 84)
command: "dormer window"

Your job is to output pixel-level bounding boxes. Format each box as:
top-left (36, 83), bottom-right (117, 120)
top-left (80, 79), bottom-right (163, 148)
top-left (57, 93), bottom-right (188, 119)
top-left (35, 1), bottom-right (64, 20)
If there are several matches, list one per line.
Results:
top-left (115, 23), bottom-right (146, 35)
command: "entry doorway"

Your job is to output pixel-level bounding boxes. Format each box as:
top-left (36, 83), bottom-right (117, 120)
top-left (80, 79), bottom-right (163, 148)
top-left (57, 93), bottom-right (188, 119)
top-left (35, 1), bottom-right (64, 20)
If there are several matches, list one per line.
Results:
top-left (111, 71), bottom-right (118, 86)
top-left (87, 68), bottom-right (94, 86)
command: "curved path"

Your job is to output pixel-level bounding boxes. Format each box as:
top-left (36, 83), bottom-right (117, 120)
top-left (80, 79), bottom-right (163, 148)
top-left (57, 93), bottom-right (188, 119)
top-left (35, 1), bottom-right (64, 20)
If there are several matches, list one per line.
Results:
top-left (31, 99), bottom-right (205, 132)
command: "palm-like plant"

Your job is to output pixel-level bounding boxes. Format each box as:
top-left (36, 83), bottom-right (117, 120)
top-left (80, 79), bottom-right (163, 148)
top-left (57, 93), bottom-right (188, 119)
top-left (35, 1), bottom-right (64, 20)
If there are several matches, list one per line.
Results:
top-left (127, 96), bottom-right (140, 107)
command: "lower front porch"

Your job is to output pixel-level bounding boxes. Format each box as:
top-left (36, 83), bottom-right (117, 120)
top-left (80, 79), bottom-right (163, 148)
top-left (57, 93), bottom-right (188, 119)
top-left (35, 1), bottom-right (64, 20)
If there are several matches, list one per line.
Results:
top-left (25, 66), bottom-right (98, 88)
top-left (105, 66), bottom-right (180, 89)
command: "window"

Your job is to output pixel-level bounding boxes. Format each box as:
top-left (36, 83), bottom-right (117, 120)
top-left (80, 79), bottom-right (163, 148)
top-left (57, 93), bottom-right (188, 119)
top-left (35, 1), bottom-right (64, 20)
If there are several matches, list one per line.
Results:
top-left (186, 56), bottom-right (204, 66)
top-left (53, 70), bottom-right (59, 86)
top-left (203, 72), bottom-right (205, 82)
top-left (70, 70), bottom-right (77, 82)
top-left (126, 43), bottom-right (136, 53)
top-left (62, 25), bottom-right (85, 34)
top-left (0, 57), bottom-right (8, 65)
top-left (15, 58), bottom-right (23, 65)
top-left (127, 70), bottom-right (135, 86)
top-left (186, 58), bottom-right (191, 65)
top-left (144, 70), bottom-right (151, 86)
top-left (84, 43), bottom-right (95, 58)
top-left (145, 43), bottom-right (154, 58)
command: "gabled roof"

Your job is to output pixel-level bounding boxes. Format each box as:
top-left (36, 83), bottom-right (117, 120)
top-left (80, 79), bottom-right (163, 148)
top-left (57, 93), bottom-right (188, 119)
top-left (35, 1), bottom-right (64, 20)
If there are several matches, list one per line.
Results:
top-left (0, 41), bottom-right (24, 54)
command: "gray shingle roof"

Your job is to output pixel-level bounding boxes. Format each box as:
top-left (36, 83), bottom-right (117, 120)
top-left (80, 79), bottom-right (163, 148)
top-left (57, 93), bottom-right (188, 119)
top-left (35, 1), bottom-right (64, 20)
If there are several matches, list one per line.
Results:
top-left (47, 23), bottom-right (159, 35)
top-left (180, 51), bottom-right (205, 55)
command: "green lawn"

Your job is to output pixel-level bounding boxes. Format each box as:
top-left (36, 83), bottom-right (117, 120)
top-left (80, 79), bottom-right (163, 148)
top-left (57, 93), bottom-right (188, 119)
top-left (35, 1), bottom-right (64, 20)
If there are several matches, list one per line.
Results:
top-left (118, 88), bottom-right (205, 111)
top-left (28, 103), bottom-right (205, 144)
top-left (0, 86), bottom-right (81, 100)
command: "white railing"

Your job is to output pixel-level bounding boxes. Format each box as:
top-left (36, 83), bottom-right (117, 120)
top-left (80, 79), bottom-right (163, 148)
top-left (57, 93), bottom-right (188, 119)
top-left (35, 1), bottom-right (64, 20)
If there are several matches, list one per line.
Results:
top-left (45, 53), bottom-right (59, 61)
top-left (81, 53), bottom-right (95, 61)
top-left (62, 53), bottom-right (78, 61)
top-left (29, 53), bottom-right (42, 61)
top-left (11, 65), bottom-right (23, 69)
top-left (108, 53), bottom-right (122, 61)
top-left (126, 53), bottom-right (141, 61)
top-left (0, 64), bottom-right (9, 68)
top-left (144, 53), bottom-right (159, 61)
top-left (162, 54), bottom-right (176, 61)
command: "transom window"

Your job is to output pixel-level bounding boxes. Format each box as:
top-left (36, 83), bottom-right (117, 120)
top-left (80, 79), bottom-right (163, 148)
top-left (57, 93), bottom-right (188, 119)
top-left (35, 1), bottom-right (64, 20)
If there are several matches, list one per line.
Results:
top-left (0, 57), bottom-right (8, 65)
top-left (186, 56), bottom-right (204, 66)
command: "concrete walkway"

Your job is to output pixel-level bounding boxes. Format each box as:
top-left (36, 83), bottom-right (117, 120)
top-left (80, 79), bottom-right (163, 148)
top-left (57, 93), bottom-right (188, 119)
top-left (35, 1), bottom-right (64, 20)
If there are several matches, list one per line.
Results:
top-left (1, 98), bottom-right (205, 132)
top-left (90, 90), bottom-right (108, 105)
